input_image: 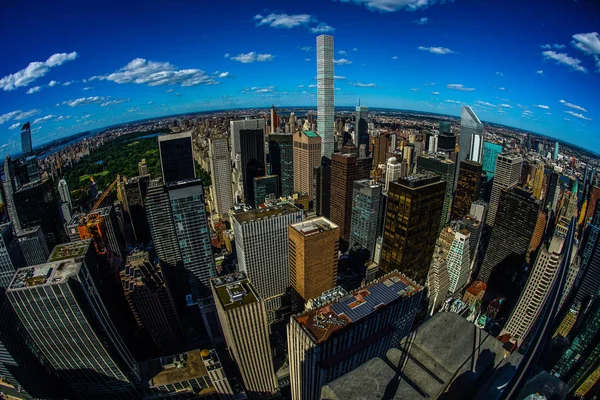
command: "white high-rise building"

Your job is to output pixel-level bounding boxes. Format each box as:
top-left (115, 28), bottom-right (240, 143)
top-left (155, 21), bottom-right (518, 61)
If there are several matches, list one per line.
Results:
top-left (57, 179), bottom-right (72, 208)
top-left (444, 226), bottom-right (472, 294)
top-left (384, 157), bottom-right (403, 195)
top-left (427, 246), bottom-right (450, 315)
top-left (208, 136), bottom-right (234, 216)
top-left (317, 34), bottom-right (335, 158)
top-left (486, 153), bottom-right (523, 226)
top-left (458, 106), bottom-right (483, 165)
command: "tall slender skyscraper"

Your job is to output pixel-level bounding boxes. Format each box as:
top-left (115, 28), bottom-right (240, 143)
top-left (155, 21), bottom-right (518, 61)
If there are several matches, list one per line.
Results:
top-left (0, 222), bottom-right (23, 289)
top-left (20, 122), bottom-right (32, 157)
top-left (416, 154), bottom-right (456, 230)
top-left (57, 178), bottom-right (72, 208)
top-left (451, 160), bottom-right (483, 220)
top-left (124, 175), bottom-right (151, 244)
top-left (239, 127), bottom-right (266, 206)
top-left (158, 132), bottom-right (196, 183)
top-left (314, 156), bottom-right (332, 218)
top-left (355, 104), bottom-right (369, 157)
top-left (350, 179), bottom-right (383, 258)
top-left (3, 155), bottom-right (20, 231)
top-left (293, 130), bottom-right (321, 200)
top-left (269, 133), bottom-right (294, 197)
top-left (317, 34), bottom-right (335, 158)
top-left (458, 106), bottom-right (483, 166)
top-left (486, 153), bottom-right (523, 226)
top-left (482, 141), bottom-right (503, 178)
top-left (17, 225), bottom-right (49, 266)
top-left (230, 119), bottom-right (267, 202)
top-left (208, 136), bottom-right (234, 215)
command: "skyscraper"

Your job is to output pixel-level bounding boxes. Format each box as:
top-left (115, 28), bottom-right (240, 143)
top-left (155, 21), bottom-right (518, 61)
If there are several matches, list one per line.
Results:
top-left (384, 157), bottom-right (403, 194)
top-left (380, 174), bottom-right (446, 283)
top-left (232, 203), bottom-right (303, 321)
top-left (138, 158), bottom-right (148, 176)
top-left (0, 223), bottom-right (23, 289)
top-left (208, 136), bottom-right (234, 215)
top-left (427, 238), bottom-right (451, 314)
top-left (7, 259), bottom-right (140, 397)
top-left (451, 160), bottom-right (483, 220)
top-left (416, 154), bottom-right (456, 230)
top-left (355, 104), bottom-right (369, 157)
top-left (330, 144), bottom-right (372, 244)
top-left (440, 223), bottom-right (472, 295)
top-left (482, 141), bottom-right (503, 178)
top-left (230, 119), bottom-right (267, 202)
top-left (313, 156), bottom-right (332, 218)
top-left (121, 250), bottom-right (183, 356)
top-left (553, 141), bottom-right (560, 160)
top-left (573, 219), bottom-right (600, 306)
top-left (239, 127), bottom-right (266, 206)
top-left (3, 155), bottom-right (20, 231)
top-left (289, 217), bottom-right (339, 302)
top-left (350, 179), bottom-right (383, 258)
top-left (17, 225), bottom-right (49, 266)
top-left (124, 174), bottom-right (151, 244)
top-left (478, 186), bottom-right (540, 283)
top-left (20, 122), bottom-right (32, 157)
top-left (486, 153), bottom-right (523, 226)
top-left (270, 105), bottom-right (279, 133)
top-left (458, 106), bottom-right (484, 167)
top-left (287, 271), bottom-right (423, 400)
top-left (158, 132), bottom-right (196, 183)
top-left (212, 273), bottom-right (277, 397)
top-left (371, 132), bottom-right (391, 166)
top-left (253, 175), bottom-right (278, 206)
top-left (57, 178), bottom-right (72, 208)
top-left (269, 133), bottom-right (294, 197)
top-left (317, 34), bottom-right (335, 158)
top-left (293, 130), bottom-right (321, 200)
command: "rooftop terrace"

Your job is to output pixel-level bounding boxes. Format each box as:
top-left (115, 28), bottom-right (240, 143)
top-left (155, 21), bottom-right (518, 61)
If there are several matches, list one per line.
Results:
top-left (290, 217), bottom-right (338, 236)
top-left (48, 240), bottom-right (91, 262)
top-left (212, 272), bottom-right (258, 311)
top-left (232, 202), bottom-right (301, 224)
top-left (294, 271), bottom-right (421, 344)
top-left (8, 259), bottom-right (81, 290)
top-left (149, 349), bottom-right (208, 387)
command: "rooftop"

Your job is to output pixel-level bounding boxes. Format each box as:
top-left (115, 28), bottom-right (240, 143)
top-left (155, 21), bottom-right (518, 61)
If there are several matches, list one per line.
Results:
top-left (16, 225), bottom-right (42, 236)
top-left (8, 259), bottom-right (82, 290)
top-left (48, 240), bottom-right (91, 262)
top-left (91, 206), bottom-right (112, 217)
top-left (254, 175), bottom-right (278, 182)
top-left (303, 130), bottom-right (319, 138)
top-left (149, 350), bottom-right (208, 387)
top-left (294, 271), bottom-right (421, 344)
top-left (212, 272), bottom-right (259, 311)
top-left (232, 202), bottom-right (301, 224)
top-left (157, 131), bottom-right (192, 142)
top-left (396, 173), bottom-right (441, 189)
top-left (290, 217), bottom-right (338, 236)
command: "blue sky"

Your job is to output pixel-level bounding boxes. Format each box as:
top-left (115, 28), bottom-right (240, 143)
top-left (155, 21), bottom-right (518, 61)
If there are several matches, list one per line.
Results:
top-left (1, 0), bottom-right (599, 154)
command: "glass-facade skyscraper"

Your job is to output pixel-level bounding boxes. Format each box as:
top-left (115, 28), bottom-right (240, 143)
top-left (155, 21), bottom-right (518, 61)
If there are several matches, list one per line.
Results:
top-left (416, 154), bottom-right (456, 231)
top-left (20, 122), bottom-right (32, 157)
top-left (269, 133), bottom-right (294, 197)
top-left (458, 106), bottom-right (483, 167)
top-left (158, 132), bottom-right (196, 184)
top-left (355, 105), bottom-right (369, 157)
top-left (317, 34), bottom-right (335, 158)
top-left (482, 141), bottom-right (503, 178)
top-left (350, 179), bottom-right (383, 258)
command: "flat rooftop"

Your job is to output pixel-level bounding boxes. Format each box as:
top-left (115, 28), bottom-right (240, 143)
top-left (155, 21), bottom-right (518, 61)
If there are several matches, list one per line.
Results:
top-left (91, 206), bottom-right (112, 217)
top-left (16, 225), bottom-right (42, 236)
top-left (212, 272), bottom-right (258, 311)
top-left (149, 349), bottom-right (208, 387)
top-left (232, 202), bottom-right (301, 224)
top-left (396, 173), bottom-right (441, 188)
top-left (48, 240), bottom-right (91, 262)
top-left (294, 271), bottom-right (421, 344)
top-left (158, 131), bottom-right (192, 142)
top-left (290, 217), bottom-right (338, 236)
top-left (8, 259), bottom-right (82, 290)
top-left (303, 130), bottom-right (319, 138)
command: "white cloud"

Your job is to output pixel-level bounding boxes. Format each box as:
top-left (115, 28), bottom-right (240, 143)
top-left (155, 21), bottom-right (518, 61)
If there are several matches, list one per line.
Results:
top-left (305, 58), bottom-right (311, 62)
top-left (541, 44), bottom-right (566, 50)
top-left (54, 115), bottom-right (71, 122)
top-left (447, 83), bottom-right (475, 91)
top-left (63, 81), bottom-right (74, 86)
top-left (424, 82), bottom-right (435, 86)
top-left (536, 70), bottom-right (544, 75)
top-left (444, 100), bottom-right (462, 104)
top-left (230, 52), bottom-right (275, 63)
top-left (542, 51), bottom-right (586, 73)
top-left (334, 75), bottom-right (346, 80)
top-left (100, 99), bottom-right (129, 107)
top-left (297, 85), bottom-right (305, 88)
top-left (565, 110), bottom-right (592, 120)
top-left (418, 46), bottom-right (454, 55)
top-left (559, 99), bottom-right (587, 112)
top-left (301, 46), bottom-right (312, 52)
top-left (413, 17), bottom-right (428, 25)
top-left (338, 50), bottom-right (347, 56)
top-left (533, 104), bottom-right (550, 109)
top-left (254, 13), bottom-right (312, 28)
top-left (224, 53), bottom-right (230, 58)
top-left (351, 82), bottom-right (377, 87)
top-left (340, 0), bottom-right (445, 12)
top-left (353, 48), bottom-right (358, 51)
top-left (333, 58), bottom-right (352, 65)
top-left (311, 23), bottom-right (335, 33)
top-left (432, 91), bottom-right (440, 95)
top-left (564, 118), bottom-right (570, 121)
top-left (410, 88), bottom-right (420, 92)
top-left (62, 96), bottom-right (109, 107)
top-left (499, 104), bottom-right (513, 108)
top-left (392, 56), bottom-right (398, 59)
top-left (0, 109), bottom-right (41, 124)
top-left (82, 86), bottom-right (93, 91)
top-left (0, 51), bottom-right (77, 91)
top-left (254, 86), bottom-right (275, 94)
top-left (476, 100), bottom-right (496, 107)
top-left (8, 123), bottom-right (20, 130)
top-left (498, 87), bottom-right (505, 91)
top-left (33, 115), bottom-right (55, 124)
top-left (523, 109), bottom-right (534, 115)
top-left (546, 112), bottom-right (552, 116)
top-left (166, 89), bottom-right (174, 93)
top-left (93, 58), bottom-right (219, 86)
top-left (308, 84), bottom-right (317, 88)
top-left (218, 72), bottom-right (230, 78)
top-left (571, 32), bottom-right (600, 54)
top-left (496, 72), bottom-right (504, 76)
top-left (26, 86), bottom-right (42, 94)
top-left (48, 80), bottom-right (59, 87)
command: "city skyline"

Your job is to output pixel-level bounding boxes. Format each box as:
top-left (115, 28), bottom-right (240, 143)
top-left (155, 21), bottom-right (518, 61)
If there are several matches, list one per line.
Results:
top-left (1, 0), bottom-right (599, 154)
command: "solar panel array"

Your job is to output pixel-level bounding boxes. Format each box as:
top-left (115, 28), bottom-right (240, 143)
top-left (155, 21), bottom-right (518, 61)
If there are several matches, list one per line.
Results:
top-left (330, 278), bottom-right (409, 323)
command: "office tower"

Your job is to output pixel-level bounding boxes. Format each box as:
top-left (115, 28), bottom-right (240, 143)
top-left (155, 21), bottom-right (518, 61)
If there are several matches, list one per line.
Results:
top-left (313, 156), bottom-right (332, 218)
top-left (437, 122), bottom-right (457, 154)
top-left (239, 127), bottom-right (266, 206)
top-left (289, 111), bottom-right (296, 133)
top-left (350, 179), bottom-right (383, 258)
top-left (212, 273), bottom-right (277, 396)
top-left (230, 119), bottom-right (267, 168)
top-left (585, 185), bottom-right (600, 224)
top-left (7, 259), bottom-right (140, 397)
top-left (293, 130), bottom-right (321, 200)
top-left (482, 142), bottom-right (503, 178)
top-left (231, 203), bottom-right (303, 320)
top-left (253, 175), bottom-right (279, 206)
top-left (416, 154), bottom-right (456, 229)
top-left (317, 34), bottom-right (335, 158)
top-left (380, 174), bottom-right (446, 283)
top-left (355, 104), bottom-right (369, 157)
top-left (0, 223), bottom-right (23, 289)
top-left (287, 271), bottom-right (423, 400)
top-left (270, 105), bottom-right (279, 133)
top-left (17, 225), bottom-right (49, 266)
top-left (531, 162), bottom-right (546, 200)
top-left (330, 144), bottom-right (372, 243)
top-left (545, 170), bottom-right (560, 211)
top-left (269, 133), bottom-right (294, 197)
top-left (371, 133), bottom-right (390, 166)
top-left (138, 158), bottom-right (148, 176)
top-left (166, 179), bottom-right (216, 302)
top-left (458, 106), bottom-right (483, 167)
top-left (3, 155), bottom-right (20, 231)
top-left (427, 244), bottom-right (451, 315)
top-left (478, 187), bottom-right (540, 283)
top-left (289, 217), bottom-right (339, 302)
top-left (25, 155), bottom-right (40, 183)
top-left (158, 131), bottom-right (196, 183)
top-left (440, 223), bottom-right (472, 295)
top-left (20, 122), bottom-right (32, 157)
top-left (13, 179), bottom-right (62, 250)
top-left (124, 175), bottom-right (151, 243)
top-left (57, 178), bottom-right (72, 207)
top-left (121, 250), bottom-right (183, 355)
top-left (451, 160), bottom-right (483, 220)
top-left (60, 200), bottom-right (73, 225)
top-left (201, 349), bottom-right (235, 397)
top-left (208, 136), bottom-right (234, 215)
top-left (384, 157), bottom-right (402, 194)
top-left (486, 153), bottom-right (523, 226)
top-left (553, 142), bottom-right (560, 160)
top-left (573, 221), bottom-right (600, 306)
